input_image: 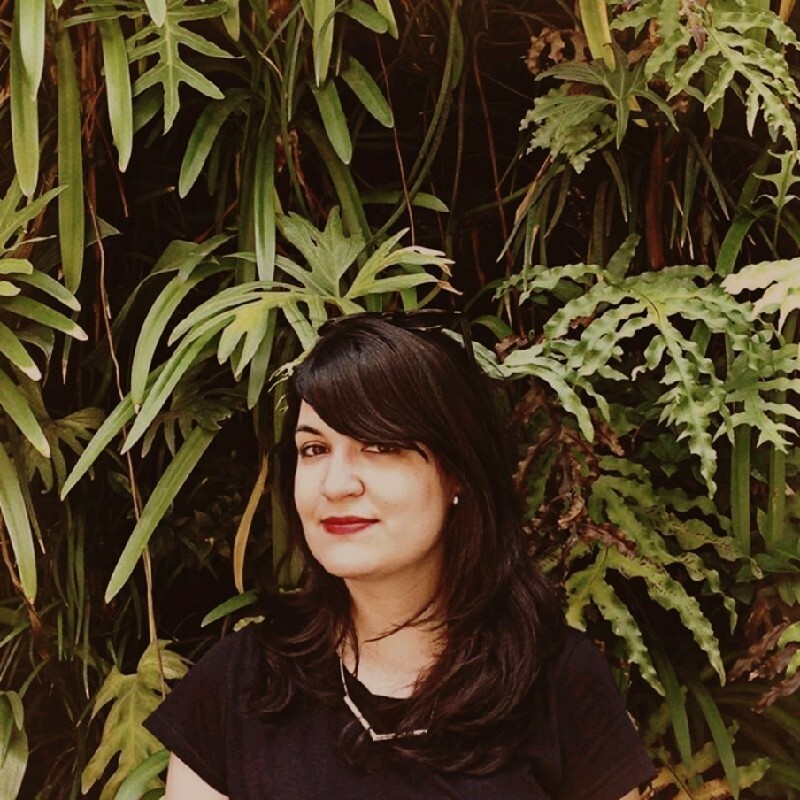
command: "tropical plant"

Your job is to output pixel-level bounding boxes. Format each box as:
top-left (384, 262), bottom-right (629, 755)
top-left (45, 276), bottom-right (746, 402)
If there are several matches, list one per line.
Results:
top-left (1, 1), bottom-right (799, 798)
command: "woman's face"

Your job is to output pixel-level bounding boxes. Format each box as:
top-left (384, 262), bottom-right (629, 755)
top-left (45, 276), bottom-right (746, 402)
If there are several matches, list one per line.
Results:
top-left (293, 401), bottom-right (456, 593)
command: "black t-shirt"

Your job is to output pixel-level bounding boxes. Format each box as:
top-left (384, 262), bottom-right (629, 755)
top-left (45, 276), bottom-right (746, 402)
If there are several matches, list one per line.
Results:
top-left (144, 625), bottom-right (655, 799)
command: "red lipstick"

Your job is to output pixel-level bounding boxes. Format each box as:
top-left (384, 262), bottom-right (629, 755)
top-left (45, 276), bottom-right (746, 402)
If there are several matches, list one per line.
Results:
top-left (322, 517), bottom-right (376, 535)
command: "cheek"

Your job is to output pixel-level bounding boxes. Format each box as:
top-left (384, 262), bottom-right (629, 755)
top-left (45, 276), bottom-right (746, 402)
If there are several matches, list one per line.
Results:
top-left (293, 468), bottom-right (315, 520)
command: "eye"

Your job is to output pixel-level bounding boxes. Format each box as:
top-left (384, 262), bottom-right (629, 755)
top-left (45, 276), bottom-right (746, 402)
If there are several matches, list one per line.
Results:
top-left (363, 442), bottom-right (401, 455)
top-left (297, 442), bottom-right (327, 458)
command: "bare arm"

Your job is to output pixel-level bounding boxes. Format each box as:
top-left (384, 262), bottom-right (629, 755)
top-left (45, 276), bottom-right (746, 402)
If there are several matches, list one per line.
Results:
top-left (163, 753), bottom-right (228, 800)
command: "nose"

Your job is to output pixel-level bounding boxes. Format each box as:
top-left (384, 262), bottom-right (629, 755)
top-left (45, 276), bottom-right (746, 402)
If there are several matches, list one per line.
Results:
top-left (321, 450), bottom-right (364, 499)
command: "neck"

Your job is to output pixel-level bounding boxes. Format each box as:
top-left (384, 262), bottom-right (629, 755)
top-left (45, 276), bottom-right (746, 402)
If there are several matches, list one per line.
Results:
top-left (342, 578), bottom-right (443, 698)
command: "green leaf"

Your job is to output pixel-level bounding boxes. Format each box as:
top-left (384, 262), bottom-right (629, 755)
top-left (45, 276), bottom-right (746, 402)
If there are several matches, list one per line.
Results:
top-left (98, 17), bottom-right (134, 171)
top-left (341, 56), bottom-right (394, 127)
top-left (129, 1), bottom-right (233, 132)
top-left (253, 117), bottom-right (278, 281)
top-left (178, 90), bottom-right (247, 197)
top-left (372, 0), bottom-right (398, 37)
top-left (0, 445), bottom-right (36, 603)
top-left (311, 80), bottom-right (353, 165)
top-left (360, 190), bottom-right (448, 212)
top-left (201, 590), bottom-right (258, 627)
top-left (55, 24), bottom-right (86, 294)
top-left (81, 641), bottom-right (188, 800)
top-left (343, 0), bottom-right (389, 33)
top-left (0, 371), bottom-right (49, 457)
top-left (145, 0), bottom-right (167, 27)
top-left (105, 426), bottom-right (216, 602)
top-left (13, 269), bottom-right (81, 312)
top-left (688, 679), bottom-right (740, 798)
top-left (304, 0), bottom-right (336, 85)
top-left (130, 263), bottom-right (225, 406)
top-left (0, 692), bottom-right (27, 800)
top-left (61, 395), bottom-right (136, 498)
top-left (10, 4), bottom-right (40, 198)
top-left (114, 749), bottom-right (169, 800)
top-left (18, 0), bottom-right (45, 92)
top-left (2, 297), bottom-right (87, 340)
top-left (0, 322), bottom-right (41, 381)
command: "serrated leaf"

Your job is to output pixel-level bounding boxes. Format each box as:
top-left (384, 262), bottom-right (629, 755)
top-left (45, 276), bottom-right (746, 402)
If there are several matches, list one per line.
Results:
top-left (81, 641), bottom-right (188, 800)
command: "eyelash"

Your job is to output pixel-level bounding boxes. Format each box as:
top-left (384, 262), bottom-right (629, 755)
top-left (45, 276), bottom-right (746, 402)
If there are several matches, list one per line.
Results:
top-left (296, 442), bottom-right (401, 458)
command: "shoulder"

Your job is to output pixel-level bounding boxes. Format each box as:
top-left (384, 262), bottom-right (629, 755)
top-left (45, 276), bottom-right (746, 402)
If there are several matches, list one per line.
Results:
top-left (177, 621), bottom-right (266, 690)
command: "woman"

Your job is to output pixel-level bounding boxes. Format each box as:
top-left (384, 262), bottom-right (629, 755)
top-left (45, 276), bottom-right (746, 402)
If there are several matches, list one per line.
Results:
top-left (145, 312), bottom-right (655, 799)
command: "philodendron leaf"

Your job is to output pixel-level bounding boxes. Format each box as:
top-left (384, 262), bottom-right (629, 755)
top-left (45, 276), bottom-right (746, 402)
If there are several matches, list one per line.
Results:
top-left (81, 641), bottom-right (188, 800)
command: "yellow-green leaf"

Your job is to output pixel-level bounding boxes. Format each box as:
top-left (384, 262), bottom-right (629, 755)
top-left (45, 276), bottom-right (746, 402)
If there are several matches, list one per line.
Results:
top-left (98, 18), bottom-right (134, 171)
top-left (10, 5), bottom-right (40, 198)
top-left (81, 642), bottom-right (188, 800)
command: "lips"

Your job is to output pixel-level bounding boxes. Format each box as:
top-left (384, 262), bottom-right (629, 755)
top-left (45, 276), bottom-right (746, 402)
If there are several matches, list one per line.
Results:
top-left (322, 516), bottom-right (377, 535)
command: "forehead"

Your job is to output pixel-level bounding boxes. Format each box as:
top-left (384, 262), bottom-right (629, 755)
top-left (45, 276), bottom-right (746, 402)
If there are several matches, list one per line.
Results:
top-left (295, 401), bottom-right (331, 433)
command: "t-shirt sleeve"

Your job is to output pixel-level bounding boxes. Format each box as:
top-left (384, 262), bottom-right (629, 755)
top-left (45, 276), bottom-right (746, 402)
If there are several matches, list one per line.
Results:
top-left (554, 634), bottom-right (656, 800)
top-left (143, 632), bottom-right (245, 794)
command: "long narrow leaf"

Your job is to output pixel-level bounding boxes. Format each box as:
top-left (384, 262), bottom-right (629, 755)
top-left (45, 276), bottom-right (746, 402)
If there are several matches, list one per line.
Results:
top-left (130, 264), bottom-right (225, 406)
top-left (10, 5), bottom-right (40, 197)
top-left (3, 297), bottom-right (87, 340)
top-left (341, 56), bottom-right (394, 127)
top-left (61, 396), bottom-right (136, 498)
top-left (372, 0), bottom-right (398, 37)
top-left (18, 0), bottom-right (46, 92)
top-left (0, 446), bottom-right (37, 602)
top-left (104, 426), bottom-right (216, 602)
top-left (55, 25), bottom-right (86, 293)
top-left (179, 91), bottom-right (247, 197)
top-left (98, 18), bottom-right (134, 171)
top-left (253, 117), bottom-right (277, 280)
top-left (688, 679), bottom-right (740, 798)
top-left (311, 81), bottom-right (352, 165)
top-left (123, 328), bottom-right (224, 453)
top-left (114, 750), bottom-right (170, 800)
top-left (13, 270), bottom-right (81, 312)
top-left (0, 371), bottom-right (49, 457)
top-left (0, 323), bottom-right (40, 380)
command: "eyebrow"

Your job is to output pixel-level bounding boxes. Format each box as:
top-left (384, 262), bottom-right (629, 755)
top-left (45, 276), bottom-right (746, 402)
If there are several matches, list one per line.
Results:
top-left (295, 424), bottom-right (323, 436)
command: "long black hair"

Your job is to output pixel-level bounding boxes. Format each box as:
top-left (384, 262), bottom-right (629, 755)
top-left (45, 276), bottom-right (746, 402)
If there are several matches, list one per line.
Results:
top-left (252, 314), bottom-right (564, 773)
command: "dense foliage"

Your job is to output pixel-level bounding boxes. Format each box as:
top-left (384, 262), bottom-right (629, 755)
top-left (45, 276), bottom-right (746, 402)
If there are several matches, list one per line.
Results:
top-left (1, 1), bottom-right (799, 798)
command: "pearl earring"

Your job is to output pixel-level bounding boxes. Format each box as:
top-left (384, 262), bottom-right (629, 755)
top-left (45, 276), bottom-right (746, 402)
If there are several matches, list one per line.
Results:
top-left (452, 495), bottom-right (459, 506)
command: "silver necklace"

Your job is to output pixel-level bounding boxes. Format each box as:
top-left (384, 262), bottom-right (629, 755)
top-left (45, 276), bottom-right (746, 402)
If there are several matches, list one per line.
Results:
top-left (339, 657), bottom-right (430, 742)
